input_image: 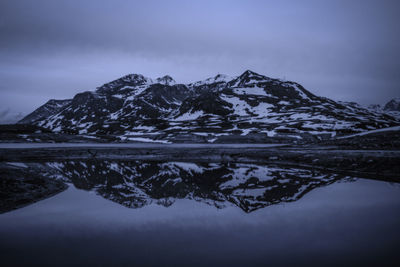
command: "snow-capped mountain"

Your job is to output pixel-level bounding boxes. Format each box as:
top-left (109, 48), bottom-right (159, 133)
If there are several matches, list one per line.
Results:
top-left (365, 98), bottom-right (400, 120)
top-left (188, 74), bottom-right (233, 87)
top-left (19, 70), bottom-right (400, 143)
top-left (384, 98), bottom-right (400, 112)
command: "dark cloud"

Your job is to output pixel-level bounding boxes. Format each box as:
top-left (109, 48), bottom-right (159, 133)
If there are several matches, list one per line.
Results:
top-left (1, 0), bottom-right (400, 117)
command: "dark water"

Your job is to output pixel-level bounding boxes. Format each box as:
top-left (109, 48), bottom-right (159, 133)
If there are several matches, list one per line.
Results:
top-left (1, 160), bottom-right (400, 266)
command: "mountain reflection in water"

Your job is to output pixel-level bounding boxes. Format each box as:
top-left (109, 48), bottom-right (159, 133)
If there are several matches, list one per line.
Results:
top-left (45, 160), bottom-right (350, 212)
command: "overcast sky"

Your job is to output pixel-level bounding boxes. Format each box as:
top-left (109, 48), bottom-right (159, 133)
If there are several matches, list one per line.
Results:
top-left (1, 0), bottom-right (399, 122)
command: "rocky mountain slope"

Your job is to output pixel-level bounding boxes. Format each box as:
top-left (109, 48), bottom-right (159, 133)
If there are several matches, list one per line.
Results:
top-left (19, 99), bottom-right (71, 124)
top-left (19, 70), bottom-right (400, 143)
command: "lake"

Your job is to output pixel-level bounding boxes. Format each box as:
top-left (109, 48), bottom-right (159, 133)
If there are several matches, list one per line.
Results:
top-left (1, 160), bottom-right (399, 266)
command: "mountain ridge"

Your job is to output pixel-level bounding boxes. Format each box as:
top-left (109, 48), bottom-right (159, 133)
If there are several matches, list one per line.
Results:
top-left (19, 70), bottom-right (400, 143)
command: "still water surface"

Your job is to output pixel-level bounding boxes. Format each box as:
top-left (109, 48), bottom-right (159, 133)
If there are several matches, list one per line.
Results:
top-left (1, 161), bottom-right (399, 266)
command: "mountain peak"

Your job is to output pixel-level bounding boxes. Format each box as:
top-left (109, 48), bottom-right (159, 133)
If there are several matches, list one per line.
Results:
top-left (121, 73), bottom-right (153, 84)
top-left (96, 73), bottom-right (153, 93)
top-left (384, 98), bottom-right (400, 112)
top-left (214, 74), bottom-right (232, 80)
top-left (241, 70), bottom-right (261, 76)
top-left (156, 75), bottom-right (176, 85)
top-left (229, 70), bottom-right (268, 87)
top-left (209, 74), bottom-right (233, 84)
top-left (189, 74), bottom-right (234, 87)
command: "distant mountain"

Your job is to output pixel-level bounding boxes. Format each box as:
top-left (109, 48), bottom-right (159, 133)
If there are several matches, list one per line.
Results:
top-left (384, 98), bottom-right (400, 112)
top-left (366, 98), bottom-right (400, 120)
top-left (19, 70), bottom-right (400, 143)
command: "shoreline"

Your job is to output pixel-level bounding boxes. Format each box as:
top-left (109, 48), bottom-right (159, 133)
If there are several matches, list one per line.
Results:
top-left (1, 144), bottom-right (399, 183)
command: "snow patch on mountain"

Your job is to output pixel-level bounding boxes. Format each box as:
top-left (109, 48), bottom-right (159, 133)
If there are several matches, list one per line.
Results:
top-left (174, 110), bottom-right (204, 121)
top-left (233, 86), bottom-right (267, 96)
top-left (190, 74), bottom-right (234, 87)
